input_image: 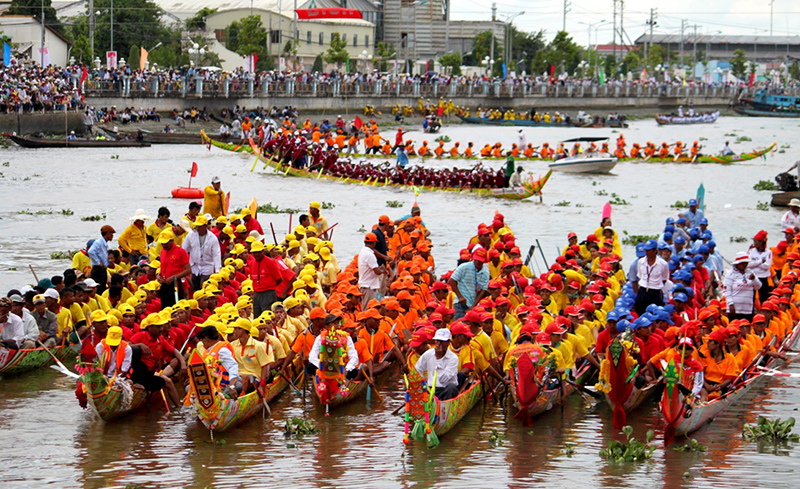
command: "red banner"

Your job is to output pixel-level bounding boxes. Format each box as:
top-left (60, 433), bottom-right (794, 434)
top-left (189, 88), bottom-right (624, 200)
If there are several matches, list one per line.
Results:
top-left (191, 162), bottom-right (198, 177)
top-left (295, 8), bottom-right (363, 20)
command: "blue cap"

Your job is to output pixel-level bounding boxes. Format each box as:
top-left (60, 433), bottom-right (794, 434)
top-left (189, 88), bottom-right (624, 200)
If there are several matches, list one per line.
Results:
top-left (657, 309), bottom-right (675, 325)
top-left (633, 317), bottom-right (652, 330)
top-left (86, 239), bottom-right (95, 249)
top-left (674, 292), bottom-right (688, 302)
top-left (646, 304), bottom-right (660, 314)
top-left (683, 287), bottom-right (694, 298)
top-left (674, 236), bottom-right (686, 244)
top-left (690, 229), bottom-right (700, 240)
top-left (683, 262), bottom-right (696, 270)
top-left (664, 232), bottom-right (673, 241)
top-left (689, 199), bottom-right (697, 207)
top-left (693, 255), bottom-right (705, 263)
top-left (698, 244), bottom-right (710, 254)
top-left (701, 231), bottom-right (712, 239)
top-left (708, 240), bottom-right (716, 248)
top-left (666, 217), bottom-right (675, 225)
top-left (643, 239), bottom-right (658, 251)
top-left (677, 217), bottom-right (687, 224)
top-left (606, 310), bottom-right (620, 322)
top-left (635, 243), bottom-right (646, 258)
top-left (665, 224), bottom-right (675, 233)
top-left (699, 217), bottom-right (708, 225)
top-left (616, 319), bottom-right (631, 332)
top-left (659, 242), bottom-right (670, 251)
top-left (668, 259), bottom-right (679, 272)
top-left (662, 304), bottom-right (675, 314)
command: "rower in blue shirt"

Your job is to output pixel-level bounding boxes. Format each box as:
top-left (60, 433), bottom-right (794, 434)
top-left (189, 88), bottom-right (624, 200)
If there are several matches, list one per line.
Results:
top-left (684, 198), bottom-right (704, 228)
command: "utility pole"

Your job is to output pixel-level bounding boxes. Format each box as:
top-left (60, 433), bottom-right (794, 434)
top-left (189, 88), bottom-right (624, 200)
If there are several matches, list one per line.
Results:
top-left (489, 3), bottom-right (496, 76)
top-left (770, 0), bottom-right (774, 36)
top-left (444, 0), bottom-right (450, 56)
top-left (692, 24), bottom-right (699, 80)
top-left (40, 0), bottom-right (44, 65)
top-left (110, 0), bottom-right (113, 53)
top-left (645, 8), bottom-right (657, 60)
top-left (679, 19), bottom-right (686, 72)
top-left (612, 0), bottom-right (617, 61)
top-left (619, 0), bottom-right (624, 59)
top-left (89, 0), bottom-right (94, 59)
top-left (562, 0), bottom-right (569, 32)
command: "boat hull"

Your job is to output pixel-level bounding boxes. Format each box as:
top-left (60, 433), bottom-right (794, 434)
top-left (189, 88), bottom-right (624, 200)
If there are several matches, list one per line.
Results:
top-left (0, 345), bottom-right (74, 377)
top-left (549, 157), bottom-right (617, 174)
top-left (510, 362), bottom-right (594, 420)
top-left (405, 374), bottom-right (484, 442)
top-left (654, 111), bottom-right (720, 125)
top-left (5, 134), bottom-right (151, 148)
top-left (734, 106), bottom-right (800, 118)
top-left (82, 369), bottom-right (149, 422)
top-left (772, 191), bottom-right (800, 207)
top-left (458, 115), bottom-right (572, 127)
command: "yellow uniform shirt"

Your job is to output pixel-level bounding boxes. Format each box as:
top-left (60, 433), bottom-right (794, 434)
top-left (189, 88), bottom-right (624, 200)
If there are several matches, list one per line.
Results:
top-left (57, 303), bottom-right (86, 335)
top-left (552, 339), bottom-right (575, 369)
top-left (471, 331), bottom-right (496, 362)
top-left (72, 251), bottom-right (92, 275)
top-left (203, 186), bottom-right (226, 218)
top-left (231, 336), bottom-right (273, 379)
top-left (266, 333), bottom-right (287, 360)
top-left (146, 222), bottom-right (169, 242)
top-left (86, 295), bottom-right (112, 313)
top-left (119, 223), bottom-right (148, 254)
top-left (451, 343), bottom-right (490, 373)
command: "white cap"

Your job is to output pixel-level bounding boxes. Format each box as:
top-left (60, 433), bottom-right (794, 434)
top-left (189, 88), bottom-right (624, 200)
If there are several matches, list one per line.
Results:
top-left (84, 278), bottom-right (99, 288)
top-left (211, 176), bottom-right (221, 184)
top-left (20, 285), bottom-right (34, 295)
top-left (432, 329), bottom-right (451, 341)
top-left (733, 252), bottom-right (750, 265)
top-left (44, 289), bottom-right (60, 300)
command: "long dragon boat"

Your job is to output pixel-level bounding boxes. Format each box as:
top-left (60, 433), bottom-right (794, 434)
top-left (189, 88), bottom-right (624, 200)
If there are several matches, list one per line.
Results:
top-left (660, 320), bottom-right (800, 441)
top-left (187, 350), bottom-right (295, 435)
top-left (201, 131), bottom-right (552, 201)
top-left (508, 356), bottom-right (594, 426)
top-left (80, 366), bottom-right (150, 421)
top-left (0, 344), bottom-right (74, 377)
top-left (457, 114), bottom-right (573, 127)
top-left (403, 372), bottom-right (484, 448)
top-left (597, 335), bottom-right (656, 429)
top-left (201, 130), bottom-right (773, 166)
top-left (654, 111), bottom-right (720, 125)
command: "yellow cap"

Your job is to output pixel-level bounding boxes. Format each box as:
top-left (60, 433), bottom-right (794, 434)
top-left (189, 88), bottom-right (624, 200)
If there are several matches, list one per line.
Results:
top-left (106, 314), bottom-right (120, 327)
top-left (216, 216), bottom-right (229, 225)
top-left (283, 297), bottom-right (300, 310)
top-left (240, 208), bottom-right (252, 217)
top-left (157, 231), bottom-right (174, 244)
top-left (234, 258), bottom-right (245, 269)
top-left (250, 241), bottom-right (265, 252)
top-left (106, 326), bottom-right (123, 346)
top-left (234, 317), bottom-right (252, 330)
top-left (194, 215), bottom-right (209, 226)
top-left (242, 284), bottom-right (254, 294)
top-left (288, 240), bottom-right (301, 250)
top-left (260, 310), bottom-right (275, 320)
top-left (118, 303), bottom-right (135, 314)
top-left (229, 214), bottom-right (241, 222)
top-left (294, 225), bottom-right (306, 235)
top-left (236, 298), bottom-right (252, 310)
top-left (309, 201), bottom-right (321, 209)
top-left (235, 224), bottom-right (247, 234)
top-left (90, 310), bottom-right (109, 323)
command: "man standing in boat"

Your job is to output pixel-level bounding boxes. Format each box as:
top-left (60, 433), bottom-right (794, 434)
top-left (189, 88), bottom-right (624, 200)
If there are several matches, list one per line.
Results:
top-left (182, 215), bottom-right (221, 292)
top-left (631, 240), bottom-right (669, 315)
top-left (203, 176), bottom-right (226, 219)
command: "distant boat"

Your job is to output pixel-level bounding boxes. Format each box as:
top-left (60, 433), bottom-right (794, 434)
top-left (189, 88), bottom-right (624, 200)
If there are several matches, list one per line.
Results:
top-left (549, 137), bottom-right (617, 174)
top-left (4, 134), bottom-right (150, 148)
top-left (655, 111), bottom-right (720, 125)
top-left (740, 89), bottom-right (800, 111)
top-left (457, 115), bottom-right (626, 128)
top-left (733, 106), bottom-right (800, 118)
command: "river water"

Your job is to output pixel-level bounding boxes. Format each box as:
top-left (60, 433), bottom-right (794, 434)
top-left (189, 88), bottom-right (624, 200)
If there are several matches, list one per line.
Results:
top-left (1, 115), bottom-right (800, 488)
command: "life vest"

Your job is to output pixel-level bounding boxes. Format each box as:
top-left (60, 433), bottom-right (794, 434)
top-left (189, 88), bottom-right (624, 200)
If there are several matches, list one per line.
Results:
top-left (100, 339), bottom-right (129, 376)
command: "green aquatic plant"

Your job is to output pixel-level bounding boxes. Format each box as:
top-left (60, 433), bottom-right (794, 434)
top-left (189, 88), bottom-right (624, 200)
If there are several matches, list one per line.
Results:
top-left (488, 429), bottom-right (505, 447)
top-left (756, 201), bottom-right (770, 211)
top-left (743, 417), bottom-right (800, 442)
top-left (285, 417), bottom-right (320, 436)
top-left (672, 438), bottom-right (707, 452)
top-left (599, 425), bottom-right (656, 463)
top-left (553, 200), bottom-right (571, 207)
top-left (386, 200), bottom-right (403, 208)
top-left (753, 180), bottom-right (780, 191)
top-left (621, 231), bottom-right (659, 246)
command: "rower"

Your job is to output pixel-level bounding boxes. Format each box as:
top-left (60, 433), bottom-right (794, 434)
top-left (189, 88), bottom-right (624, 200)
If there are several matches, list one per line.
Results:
top-left (96, 326), bottom-right (132, 379)
top-left (699, 328), bottom-right (739, 401)
top-left (449, 322), bottom-right (508, 389)
top-left (358, 308), bottom-right (407, 375)
top-left (230, 317), bottom-right (275, 392)
top-left (342, 320), bottom-right (373, 380)
top-left (129, 312), bottom-right (187, 407)
top-left (414, 328), bottom-right (459, 400)
top-left (196, 325), bottom-right (241, 399)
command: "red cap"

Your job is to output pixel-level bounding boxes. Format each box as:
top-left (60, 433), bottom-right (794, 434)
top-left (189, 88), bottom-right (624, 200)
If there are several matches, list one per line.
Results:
top-left (450, 323), bottom-right (474, 337)
top-left (472, 249), bottom-right (487, 262)
top-left (478, 227), bottom-right (491, 236)
top-left (568, 280), bottom-right (580, 289)
top-left (495, 296), bottom-right (510, 306)
top-left (429, 312), bottom-right (443, 323)
top-left (488, 279), bottom-right (502, 289)
top-left (586, 235), bottom-right (599, 242)
top-left (567, 232), bottom-right (577, 239)
top-left (410, 330), bottom-right (429, 347)
top-left (536, 332), bottom-right (551, 345)
top-left (754, 230), bottom-right (768, 241)
top-left (463, 310), bottom-right (482, 323)
top-left (545, 323), bottom-right (567, 335)
top-left (431, 281), bottom-right (448, 292)
top-left (708, 328), bottom-right (729, 344)
top-left (460, 249), bottom-right (471, 260)
top-left (435, 305), bottom-right (455, 316)
top-left (519, 322), bottom-right (539, 336)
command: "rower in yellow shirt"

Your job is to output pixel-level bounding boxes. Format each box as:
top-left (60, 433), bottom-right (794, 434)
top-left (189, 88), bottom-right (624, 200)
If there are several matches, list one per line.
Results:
top-left (118, 209), bottom-right (150, 259)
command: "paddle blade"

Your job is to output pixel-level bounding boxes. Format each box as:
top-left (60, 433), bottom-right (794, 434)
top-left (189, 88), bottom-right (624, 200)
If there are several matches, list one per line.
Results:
top-left (50, 363), bottom-right (80, 379)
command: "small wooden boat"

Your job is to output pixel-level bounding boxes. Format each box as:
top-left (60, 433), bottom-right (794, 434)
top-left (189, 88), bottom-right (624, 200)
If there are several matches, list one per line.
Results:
top-left (733, 105), bottom-right (800, 118)
top-left (101, 127), bottom-right (235, 145)
top-left (404, 371), bottom-right (484, 447)
top-left (187, 350), bottom-right (272, 434)
top-left (772, 191), bottom-right (800, 207)
top-left (201, 131), bottom-right (553, 201)
top-left (600, 336), bottom-right (656, 428)
top-left (655, 111), bottom-right (720, 125)
top-left (80, 367), bottom-right (149, 421)
top-left (458, 115), bottom-right (572, 127)
top-left (660, 320), bottom-right (800, 441)
top-left (171, 186), bottom-right (204, 199)
top-left (509, 360), bottom-right (594, 424)
top-left (4, 134), bottom-right (150, 148)
top-left (312, 328), bottom-right (382, 412)
top-left (0, 344), bottom-right (74, 377)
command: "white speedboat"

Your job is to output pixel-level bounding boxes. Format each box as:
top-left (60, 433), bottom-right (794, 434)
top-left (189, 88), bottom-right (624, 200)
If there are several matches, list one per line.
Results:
top-left (548, 137), bottom-right (618, 174)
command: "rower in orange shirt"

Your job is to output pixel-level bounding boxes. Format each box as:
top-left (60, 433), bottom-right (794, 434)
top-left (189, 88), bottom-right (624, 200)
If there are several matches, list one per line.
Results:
top-left (335, 131), bottom-right (346, 150)
top-left (363, 130), bottom-right (374, 153)
top-left (630, 143), bottom-right (641, 158)
top-left (674, 141), bottom-right (684, 158)
top-left (449, 142), bottom-right (460, 157)
top-left (434, 141), bottom-right (446, 158)
top-left (511, 143), bottom-right (520, 158)
top-left (418, 141), bottom-right (430, 156)
top-left (658, 143), bottom-right (670, 158)
top-left (540, 142), bottom-right (550, 159)
top-left (381, 138), bottom-right (392, 155)
top-left (644, 142), bottom-right (655, 157)
top-left (464, 142), bottom-right (474, 158)
top-left (405, 140), bottom-right (416, 156)
top-left (325, 132), bottom-right (335, 149)
top-left (312, 128), bottom-right (321, 145)
top-left (481, 144), bottom-right (492, 157)
top-left (303, 118), bottom-right (311, 131)
top-left (690, 141), bottom-right (700, 159)
top-left (492, 143), bottom-right (503, 158)
top-left (523, 143), bottom-right (535, 158)
top-left (348, 133), bottom-right (359, 154)
top-left (555, 142), bottom-right (566, 158)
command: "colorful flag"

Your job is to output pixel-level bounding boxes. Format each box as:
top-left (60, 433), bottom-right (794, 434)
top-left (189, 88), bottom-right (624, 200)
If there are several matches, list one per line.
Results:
top-left (549, 64), bottom-right (555, 84)
top-left (599, 67), bottom-right (605, 85)
top-left (354, 116), bottom-right (363, 129)
top-left (3, 42), bottom-right (9, 66)
top-left (413, 186), bottom-right (421, 196)
top-left (79, 65), bottom-right (87, 92)
top-left (191, 162), bottom-right (198, 178)
top-left (140, 47), bottom-right (148, 70)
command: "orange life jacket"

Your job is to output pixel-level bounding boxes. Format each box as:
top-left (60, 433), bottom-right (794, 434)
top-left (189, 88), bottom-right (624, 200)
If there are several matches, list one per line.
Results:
top-left (100, 339), bottom-right (129, 376)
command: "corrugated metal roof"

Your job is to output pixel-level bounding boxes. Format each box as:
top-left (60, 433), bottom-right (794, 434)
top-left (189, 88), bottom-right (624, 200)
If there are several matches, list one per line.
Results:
top-left (635, 34), bottom-right (800, 45)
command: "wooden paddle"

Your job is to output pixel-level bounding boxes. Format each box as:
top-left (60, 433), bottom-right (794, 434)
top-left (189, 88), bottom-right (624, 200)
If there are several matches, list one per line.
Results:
top-left (39, 340), bottom-right (79, 379)
top-left (272, 368), bottom-right (303, 395)
top-left (564, 378), bottom-right (602, 399)
top-left (362, 370), bottom-right (383, 403)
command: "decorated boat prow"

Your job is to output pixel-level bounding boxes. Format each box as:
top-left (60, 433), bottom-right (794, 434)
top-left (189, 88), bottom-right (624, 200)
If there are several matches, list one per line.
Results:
top-left (0, 344), bottom-right (74, 377)
top-left (79, 366), bottom-right (149, 421)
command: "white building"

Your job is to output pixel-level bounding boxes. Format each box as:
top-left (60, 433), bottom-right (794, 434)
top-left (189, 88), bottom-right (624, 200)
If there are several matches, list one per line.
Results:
top-left (0, 15), bottom-right (72, 66)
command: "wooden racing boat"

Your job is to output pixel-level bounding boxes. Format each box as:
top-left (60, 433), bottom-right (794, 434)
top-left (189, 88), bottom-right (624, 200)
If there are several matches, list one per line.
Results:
top-left (655, 111), bottom-right (720, 125)
top-left (187, 349), bottom-right (291, 435)
top-left (4, 134), bottom-right (151, 148)
top-left (404, 371), bottom-right (484, 447)
top-left (660, 320), bottom-right (800, 441)
top-left (0, 344), bottom-right (74, 377)
top-left (599, 336), bottom-right (656, 428)
top-left (80, 367), bottom-right (149, 421)
top-left (201, 131), bottom-right (552, 201)
top-left (313, 373), bottom-right (372, 410)
top-left (458, 115), bottom-right (572, 127)
top-left (509, 359), bottom-right (594, 425)
top-left (632, 143), bottom-right (776, 164)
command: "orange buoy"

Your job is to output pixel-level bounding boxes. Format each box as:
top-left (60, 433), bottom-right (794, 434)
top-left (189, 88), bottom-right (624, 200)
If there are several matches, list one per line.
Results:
top-left (171, 186), bottom-right (204, 199)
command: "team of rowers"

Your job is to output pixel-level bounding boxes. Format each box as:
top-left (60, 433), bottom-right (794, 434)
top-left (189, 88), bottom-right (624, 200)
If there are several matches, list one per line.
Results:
top-left (1, 193), bottom-right (794, 413)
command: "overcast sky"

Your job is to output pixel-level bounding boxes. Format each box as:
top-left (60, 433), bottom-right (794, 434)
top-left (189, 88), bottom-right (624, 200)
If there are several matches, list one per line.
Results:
top-left (450, 0), bottom-right (800, 44)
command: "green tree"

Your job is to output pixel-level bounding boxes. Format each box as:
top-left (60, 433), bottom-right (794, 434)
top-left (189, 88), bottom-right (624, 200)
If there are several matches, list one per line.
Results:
top-left (312, 54), bottom-right (323, 72)
top-left (186, 7), bottom-right (217, 31)
top-left (227, 15), bottom-right (267, 57)
top-left (71, 35), bottom-right (92, 62)
top-left (791, 61), bottom-right (800, 81)
top-left (470, 30), bottom-right (503, 70)
top-left (439, 52), bottom-right (462, 75)
top-left (4, 0), bottom-right (59, 30)
top-left (324, 32), bottom-right (349, 70)
top-left (603, 54), bottom-right (618, 77)
top-left (621, 51), bottom-right (641, 73)
top-left (730, 49), bottom-right (747, 80)
top-left (374, 41), bottom-right (395, 71)
top-left (645, 44), bottom-right (663, 70)
top-left (256, 53), bottom-right (275, 71)
top-left (128, 44), bottom-right (140, 69)
top-left (547, 31), bottom-right (582, 74)
top-left (510, 27), bottom-right (546, 74)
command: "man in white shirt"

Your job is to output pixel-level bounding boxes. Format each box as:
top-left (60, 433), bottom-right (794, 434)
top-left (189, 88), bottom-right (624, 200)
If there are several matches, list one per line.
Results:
top-left (781, 198), bottom-right (800, 232)
top-left (0, 297), bottom-right (25, 349)
top-left (357, 233), bottom-right (386, 308)
top-left (95, 326), bottom-right (133, 378)
top-left (10, 294), bottom-right (38, 349)
top-left (724, 252), bottom-right (762, 321)
top-left (182, 215), bottom-right (221, 291)
top-left (747, 230), bottom-right (773, 303)
top-left (309, 328), bottom-right (359, 374)
top-left (415, 328), bottom-right (459, 400)
top-left (517, 129), bottom-right (526, 148)
top-left (632, 240), bottom-right (669, 315)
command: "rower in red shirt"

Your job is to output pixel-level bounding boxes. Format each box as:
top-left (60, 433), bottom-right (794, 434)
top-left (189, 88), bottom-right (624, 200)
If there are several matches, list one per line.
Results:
top-left (129, 311), bottom-right (187, 408)
top-left (80, 311), bottom-right (110, 363)
top-left (247, 241), bottom-right (295, 317)
top-left (157, 232), bottom-right (191, 309)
